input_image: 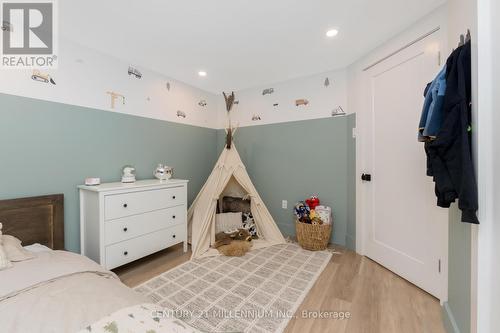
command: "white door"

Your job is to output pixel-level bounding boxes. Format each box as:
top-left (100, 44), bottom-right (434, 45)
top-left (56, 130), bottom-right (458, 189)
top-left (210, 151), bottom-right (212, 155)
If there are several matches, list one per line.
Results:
top-left (362, 33), bottom-right (448, 300)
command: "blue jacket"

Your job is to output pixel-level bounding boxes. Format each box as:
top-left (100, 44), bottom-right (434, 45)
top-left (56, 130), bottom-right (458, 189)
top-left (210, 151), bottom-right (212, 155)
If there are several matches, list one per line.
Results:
top-left (418, 67), bottom-right (447, 141)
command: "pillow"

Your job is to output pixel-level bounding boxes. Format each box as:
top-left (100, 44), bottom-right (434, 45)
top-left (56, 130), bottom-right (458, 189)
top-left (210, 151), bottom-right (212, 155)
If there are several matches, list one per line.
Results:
top-left (222, 196), bottom-right (251, 213)
top-left (215, 212), bottom-right (243, 234)
top-left (242, 212), bottom-right (258, 239)
top-left (24, 243), bottom-right (52, 253)
top-left (0, 223), bottom-right (13, 270)
top-left (2, 235), bottom-right (35, 262)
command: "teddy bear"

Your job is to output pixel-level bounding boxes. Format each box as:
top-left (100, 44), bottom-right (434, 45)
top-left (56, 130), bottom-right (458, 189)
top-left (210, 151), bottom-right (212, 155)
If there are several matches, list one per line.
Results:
top-left (214, 228), bottom-right (253, 257)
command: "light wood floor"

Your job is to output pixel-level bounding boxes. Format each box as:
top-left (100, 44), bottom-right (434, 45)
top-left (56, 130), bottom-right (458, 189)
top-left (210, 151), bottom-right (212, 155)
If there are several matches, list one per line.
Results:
top-left (114, 244), bottom-right (446, 333)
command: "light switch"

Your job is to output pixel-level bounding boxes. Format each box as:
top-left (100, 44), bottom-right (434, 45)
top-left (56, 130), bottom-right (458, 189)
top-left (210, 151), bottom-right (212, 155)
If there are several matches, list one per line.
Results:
top-left (282, 200), bottom-right (288, 209)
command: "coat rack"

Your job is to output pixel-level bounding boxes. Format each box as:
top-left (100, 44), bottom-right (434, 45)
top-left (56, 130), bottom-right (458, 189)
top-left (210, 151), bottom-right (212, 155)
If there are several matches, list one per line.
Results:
top-left (458, 29), bottom-right (471, 47)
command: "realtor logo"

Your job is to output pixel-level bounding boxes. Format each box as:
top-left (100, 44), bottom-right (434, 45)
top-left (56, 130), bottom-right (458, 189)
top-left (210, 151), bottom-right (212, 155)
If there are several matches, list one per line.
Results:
top-left (1, 0), bottom-right (57, 68)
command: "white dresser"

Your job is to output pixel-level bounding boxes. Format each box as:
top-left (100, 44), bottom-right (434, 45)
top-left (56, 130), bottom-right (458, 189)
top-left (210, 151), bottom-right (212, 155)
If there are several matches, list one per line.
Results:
top-left (78, 179), bottom-right (188, 269)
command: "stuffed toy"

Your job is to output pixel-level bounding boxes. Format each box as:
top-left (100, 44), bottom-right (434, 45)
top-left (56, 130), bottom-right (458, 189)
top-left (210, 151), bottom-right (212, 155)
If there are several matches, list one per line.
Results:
top-left (305, 195), bottom-right (320, 210)
top-left (217, 240), bottom-right (253, 257)
top-left (214, 228), bottom-right (253, 256)
top-left (294, 201), bottom-right (310, 222)
top-left (311, 217), bottom-right (324, 225)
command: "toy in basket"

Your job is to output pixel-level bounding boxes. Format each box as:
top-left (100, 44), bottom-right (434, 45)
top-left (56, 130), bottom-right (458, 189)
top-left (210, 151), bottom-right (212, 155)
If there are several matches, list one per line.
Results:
top-left (294, 196), bottom-right (332, 251)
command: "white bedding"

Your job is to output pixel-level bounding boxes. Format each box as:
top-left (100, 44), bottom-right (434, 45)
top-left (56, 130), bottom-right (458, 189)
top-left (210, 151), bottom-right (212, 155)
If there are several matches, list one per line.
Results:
top-left (0, 249), bottom-right (195, 333)
top-left (0, 250), bottom-right (117, 301)
top-left (0, 244), bottom-right (199, 333)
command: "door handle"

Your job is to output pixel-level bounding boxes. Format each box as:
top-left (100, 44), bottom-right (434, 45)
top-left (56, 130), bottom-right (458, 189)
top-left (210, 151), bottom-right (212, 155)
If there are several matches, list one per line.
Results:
top-left (361, 173), bottom-right (372, 181)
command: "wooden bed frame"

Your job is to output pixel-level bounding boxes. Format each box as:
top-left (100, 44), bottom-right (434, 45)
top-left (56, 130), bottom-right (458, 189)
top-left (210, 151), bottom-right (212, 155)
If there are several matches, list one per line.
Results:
top-left (0, 194), bottom-right (64, 250)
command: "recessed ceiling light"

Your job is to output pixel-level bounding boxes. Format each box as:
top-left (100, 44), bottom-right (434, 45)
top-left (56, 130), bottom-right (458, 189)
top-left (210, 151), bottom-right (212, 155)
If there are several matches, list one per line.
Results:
top-left (326, 29), bottom-right (339, 38)
top-left (198, 71), bottom-right (207, 77)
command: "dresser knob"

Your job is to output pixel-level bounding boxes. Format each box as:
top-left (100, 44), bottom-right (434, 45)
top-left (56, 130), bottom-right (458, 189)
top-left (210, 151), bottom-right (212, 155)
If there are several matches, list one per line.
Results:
top-left (123, 251), bottom-right (128, 256)
top-left (172, 234), bottom-right (176, 239)
top-left (123, 227), bottom-right (128, 232)
top-left (172, 195), bottom-right (176, 199)
top-left (123, 203), bottom-right (128, 208)
top-left (172, 215), bottom-right (176, 219)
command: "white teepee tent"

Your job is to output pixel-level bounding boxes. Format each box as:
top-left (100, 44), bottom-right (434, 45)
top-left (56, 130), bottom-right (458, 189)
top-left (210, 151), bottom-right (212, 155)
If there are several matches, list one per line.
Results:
top-left (188, 92), bottom-right (286, 259)
top-left (187, 145), bottom-right (286, 259)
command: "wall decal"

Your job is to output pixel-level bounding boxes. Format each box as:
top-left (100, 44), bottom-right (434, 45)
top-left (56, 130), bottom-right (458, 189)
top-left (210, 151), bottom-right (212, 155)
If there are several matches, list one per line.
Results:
top-left (128, 66), bottom-right (142, 79)
top-left (233, 100), bottom-right (240, 105)
top-left (324, 77), bottom-right (330, 87)
top-left (31, 70), bottom-right (56, 85)
top-left (252, 114), bottom-right (262, 121)
top-left (176, 110), bottom-right (186, 118)
top-left (166, 82), bottom-right (171, 91)
top-left (262, 88), bottom-right (274, 96)
top-left (198, 100), bottom-right (207, 107)
top-left (331, 106), bottom-right (346, 116)
top-left (295, 99), bottom-right (309, 107)
top-left (1, 20), bottom-right (12, 32)
top-left (106, 91), bottom-right (125, 109)
top-left (273, 103), bottom-right (279, 107)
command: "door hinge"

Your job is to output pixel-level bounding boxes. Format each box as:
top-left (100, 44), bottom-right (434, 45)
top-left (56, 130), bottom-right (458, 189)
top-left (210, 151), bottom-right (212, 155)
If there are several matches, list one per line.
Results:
top-left (438, 51), bottom-right (441, 66)
top-left (438, 259), bottom-right (441, 273)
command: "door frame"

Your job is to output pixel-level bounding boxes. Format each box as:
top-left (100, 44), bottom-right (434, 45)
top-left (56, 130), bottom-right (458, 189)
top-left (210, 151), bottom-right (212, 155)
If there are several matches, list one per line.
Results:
top-left (354, 20), bottom-right (449, 302)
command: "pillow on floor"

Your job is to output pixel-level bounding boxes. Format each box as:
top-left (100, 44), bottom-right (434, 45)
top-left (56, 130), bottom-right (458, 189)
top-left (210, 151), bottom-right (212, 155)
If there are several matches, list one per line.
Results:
top-left (2, 235), bottom-right (35, 262)
top-left (222, 196), bottom-right (251, 213)
top-left (215, 212), bottom-right (243, 234)
top-left (242, 212), bottom-right (258, 239)
top-left (0, 223), bottom-right (13, 270)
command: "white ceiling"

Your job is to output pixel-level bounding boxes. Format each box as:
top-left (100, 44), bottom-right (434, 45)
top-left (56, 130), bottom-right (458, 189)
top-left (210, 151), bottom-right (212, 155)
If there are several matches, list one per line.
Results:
top-left (61, 0), bottom-right (445, 93)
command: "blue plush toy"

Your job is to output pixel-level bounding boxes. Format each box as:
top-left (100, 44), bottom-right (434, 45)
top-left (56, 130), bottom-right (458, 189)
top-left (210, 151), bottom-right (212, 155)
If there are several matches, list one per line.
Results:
top-left (294, 201), bottom-right (311, 222)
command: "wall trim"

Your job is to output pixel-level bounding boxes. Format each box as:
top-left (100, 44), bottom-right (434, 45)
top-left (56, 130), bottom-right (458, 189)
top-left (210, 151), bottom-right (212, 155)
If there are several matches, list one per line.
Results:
top-left (442, 302), bottom-right (461, 333)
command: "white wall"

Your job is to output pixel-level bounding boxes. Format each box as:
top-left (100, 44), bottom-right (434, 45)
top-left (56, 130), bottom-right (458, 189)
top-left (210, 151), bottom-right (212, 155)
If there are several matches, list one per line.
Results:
top-left (1, 37), bottom-right (349, 130)
top-left (0, 38), bottom-right (219, 128)
top-left (215, 69), bottom-right (348, 129)
top-left (475, 0), bottom-right (500, 331)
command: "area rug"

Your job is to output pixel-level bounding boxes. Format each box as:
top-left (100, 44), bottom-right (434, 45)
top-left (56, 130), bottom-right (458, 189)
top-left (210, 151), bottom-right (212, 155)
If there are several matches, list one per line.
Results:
top-left (134, 243), bottom-right (332, 333)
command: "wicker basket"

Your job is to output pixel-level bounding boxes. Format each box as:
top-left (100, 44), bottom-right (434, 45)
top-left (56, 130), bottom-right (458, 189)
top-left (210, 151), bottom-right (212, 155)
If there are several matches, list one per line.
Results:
top-left (295, 220), bottom-right (332, 251)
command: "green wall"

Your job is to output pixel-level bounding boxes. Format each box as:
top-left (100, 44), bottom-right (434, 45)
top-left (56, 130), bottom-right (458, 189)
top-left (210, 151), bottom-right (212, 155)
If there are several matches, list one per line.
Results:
top-left (0, 93), bottom-right (217, 253)
top-left (0, 92), bottom-right (356, 252)
top-left (442, 204), bottom-right (472, 333)
top-left (345, 114), bottom-right (356, 250)
top-left (216, 115), bottom-right (356, 247)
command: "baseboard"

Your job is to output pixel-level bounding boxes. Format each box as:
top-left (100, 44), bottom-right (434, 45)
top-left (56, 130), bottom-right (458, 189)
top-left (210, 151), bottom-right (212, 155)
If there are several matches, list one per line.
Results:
top-left (442, 302), bottom-right (460, 333)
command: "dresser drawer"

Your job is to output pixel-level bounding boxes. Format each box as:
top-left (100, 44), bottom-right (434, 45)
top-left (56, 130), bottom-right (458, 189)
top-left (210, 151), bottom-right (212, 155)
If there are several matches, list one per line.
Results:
top-left (105, 224), bottom-right (186, 269)
top-left (104, 186), bottom-right (186, 220)
top-left (104, 205), bottom-right (186, 245)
